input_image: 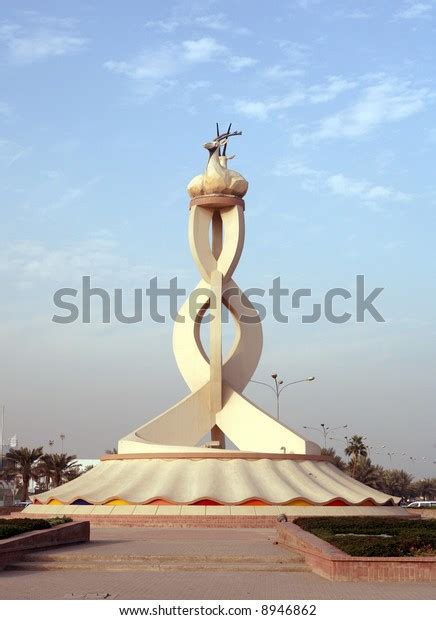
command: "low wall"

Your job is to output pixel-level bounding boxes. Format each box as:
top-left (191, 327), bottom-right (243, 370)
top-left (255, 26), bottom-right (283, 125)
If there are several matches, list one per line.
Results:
top-left (0, 521), bottom-right (90, 570)
top-left (277, 522), bottom-right (436, 582)
top-left (12, 513), bottom-right (279, 529)
top-left (19, 503), bottom-right (412, 528)
top-left (407, 508), bottom-right (436, 519)
top-left (0, 507), bottom-right (22, 516)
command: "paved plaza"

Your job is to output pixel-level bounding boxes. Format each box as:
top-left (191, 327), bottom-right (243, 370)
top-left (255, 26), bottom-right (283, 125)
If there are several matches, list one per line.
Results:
top-left (0, 527), bottom-right (434, 600)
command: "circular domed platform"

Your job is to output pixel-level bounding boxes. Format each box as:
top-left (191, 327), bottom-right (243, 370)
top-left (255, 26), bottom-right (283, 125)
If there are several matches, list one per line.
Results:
top-left (32, 452), bottom-right (397, 508)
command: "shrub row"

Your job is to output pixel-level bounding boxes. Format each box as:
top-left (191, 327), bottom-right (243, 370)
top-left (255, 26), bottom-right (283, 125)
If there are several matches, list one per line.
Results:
top-left (294, 517), bottom-right (436, 557)
top-left (0, 517), bottom-right (71, 540)
top-left (295, 516), bottom-right (436, 534)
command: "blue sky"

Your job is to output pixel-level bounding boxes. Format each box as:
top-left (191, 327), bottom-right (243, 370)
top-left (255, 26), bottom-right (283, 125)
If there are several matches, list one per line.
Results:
top-left (0, 1), bottom-right (435, 476)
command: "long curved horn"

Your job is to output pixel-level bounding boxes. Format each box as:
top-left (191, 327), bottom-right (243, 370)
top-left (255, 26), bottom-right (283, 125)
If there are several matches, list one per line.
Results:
top-left (222, 123), bottom-right (232, 156)
top-left (215, 129), bottom-right (242, 142)
top-left (216, 123), bottom-right (221, 156)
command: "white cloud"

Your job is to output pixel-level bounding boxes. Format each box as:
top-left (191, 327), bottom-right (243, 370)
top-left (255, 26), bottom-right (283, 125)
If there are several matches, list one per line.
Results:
top-left (278, 41), bottom-right (310, 65)
top-left (0, 233), bottom-right (173, 291)
top-left (261, 65), bottom-right (305, 80)
top-left (193, 13), bottom-right (250, 34)
top-left (104, 45), bottom-right (179, 81)
top-left (144, 13), bottom-right (250, 35)
top-left (274, 160), bottom-right (320, 177)
top-left (235, 75), bottom-right (357, 120)
top-left (337, 10), bottom-right (370, 19)
top-left (374, 150), bottom-right (395, 174)
top-left (21, 13), bottom-right (79, 29)
top-left (234, 101), bottom-right (268, 120)
top-left (12, 34), bottom-right (85, 61)
top-left (234, 101), bottom-right (269, 120)
top-left (293, 0), bottom-right (322, 9)
top-left (0, 234), bottom-right (121, 285)
top-left (294, 77), bottom-right (433, 143)
top-left (105, 38), bottom-right (257, 99)
top-left (0, 101), bottom-right (12, 118)
top-left (41, 176), bottom-right (102, 214)
top-left (228, 55), bottom-right (257, 72)
top-left (0, 139), bottom-right (31, 168)
top-left (186, 80), bottom-right (211, 90)
top-left (273, 160), bottom-right (411, 205)
top-left (326, 174), bottom-right (411, 203)
top-left (144, 19), bottom-right (180, 33)
top-left (235, 91), bottom-right (305, 120)
top-left (181, 37), bottom-right (227, 62)
top-left (395, 2), bottom-right (433, 19)
top-left (273, 160), bottom-right (323, 192)
top-left (0, 17), bottom-right (86, 63)
top-left (308, 76), bottom-right (358, 103)
top-left (193, 14), bottom-right (227, 30)
top-left (104, 43), bottom-right (188, 101)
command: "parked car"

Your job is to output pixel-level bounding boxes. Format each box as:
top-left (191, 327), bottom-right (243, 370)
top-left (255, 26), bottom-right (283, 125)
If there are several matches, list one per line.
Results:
top-left (14, 500), bottom-right (31, 507)
top-left (406, 500), bottom-right (436, 509)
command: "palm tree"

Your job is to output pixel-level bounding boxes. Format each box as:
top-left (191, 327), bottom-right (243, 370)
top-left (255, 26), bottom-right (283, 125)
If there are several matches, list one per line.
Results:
top-left (413, 478), bottom-right (436, 501)
top-left (383, 469), bottom-right (413, 499)
top-left (5, 447), bottom-right (43, 501)
top-left (321, 447), bottom-right (346, 471)
top-left (344, 435), bottom-right (368, 477)
top-left (352, 457), bottom-right (385, 490)
top-left (31, 461), bottom-right (46, 491)
top-left (43, 453), bottom-right (78, 487)
top-left (63, 466), bottom-right (81, 482)
top-left (35, 453), bottom-right (55, 491)
top-left (0, 461), bottom-right (18, 487)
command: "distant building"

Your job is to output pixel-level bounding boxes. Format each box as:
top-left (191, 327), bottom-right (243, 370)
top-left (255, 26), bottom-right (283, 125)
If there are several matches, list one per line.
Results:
top-left (0, 436), bottom-right (17, 468)
top-left (0, 481), bottom-right (14, 506)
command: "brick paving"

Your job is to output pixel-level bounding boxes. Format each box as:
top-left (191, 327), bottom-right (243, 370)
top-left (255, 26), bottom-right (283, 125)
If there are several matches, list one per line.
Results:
top-left (31, 526), bottom-right (291, 559)
top-left (0, 527), bottom-right (435, 600)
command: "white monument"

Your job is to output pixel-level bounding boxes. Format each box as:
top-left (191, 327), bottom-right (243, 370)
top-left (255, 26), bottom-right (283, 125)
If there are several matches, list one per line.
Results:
top-left (28, 128), bottom-right (398, 512)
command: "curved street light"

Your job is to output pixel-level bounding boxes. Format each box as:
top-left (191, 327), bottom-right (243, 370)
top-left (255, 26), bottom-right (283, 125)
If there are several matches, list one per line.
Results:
top-left (250, 374), bottom-right (315, 420)
top-left (387, 451), bottom-right (396, 464)
top-left (303, 423), bottom-right (348, 449)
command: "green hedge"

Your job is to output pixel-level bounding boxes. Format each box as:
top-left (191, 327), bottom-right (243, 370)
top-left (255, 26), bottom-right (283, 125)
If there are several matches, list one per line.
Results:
top-left (0, 517), bottom-right (71, 540)
top-left (294, 517), bottom-right (436, 557)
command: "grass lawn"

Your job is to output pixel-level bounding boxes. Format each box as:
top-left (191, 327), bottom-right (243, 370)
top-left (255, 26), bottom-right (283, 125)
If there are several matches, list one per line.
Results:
top-left (294, 516), bottom-right (436, 557)
top-left (0, 517), bottom-right (71, 540)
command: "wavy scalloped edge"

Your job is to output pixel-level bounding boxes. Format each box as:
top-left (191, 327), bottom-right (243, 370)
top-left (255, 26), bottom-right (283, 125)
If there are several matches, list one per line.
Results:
top-left (34, 495), bottom-right (396, 507)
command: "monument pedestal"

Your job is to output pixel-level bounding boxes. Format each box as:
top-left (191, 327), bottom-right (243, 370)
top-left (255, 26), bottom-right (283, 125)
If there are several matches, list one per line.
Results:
top-left (30, 451), bottom-right (397, 510)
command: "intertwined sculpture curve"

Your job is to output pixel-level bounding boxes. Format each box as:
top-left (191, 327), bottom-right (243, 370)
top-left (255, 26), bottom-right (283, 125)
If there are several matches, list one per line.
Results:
top-left (119, 128), bottom-right (319, 456)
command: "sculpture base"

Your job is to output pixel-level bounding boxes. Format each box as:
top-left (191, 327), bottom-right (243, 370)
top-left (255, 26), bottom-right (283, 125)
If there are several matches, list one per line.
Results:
top-left (31, 453), bottom-right (398, 508)
top-left (189, 194), bottom-right (245, 209)
top-left (23, 504), bottom-right (409, 527)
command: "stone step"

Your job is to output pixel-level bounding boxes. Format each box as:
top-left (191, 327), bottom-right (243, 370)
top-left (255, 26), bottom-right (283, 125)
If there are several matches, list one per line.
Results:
top-left (6, 560), bottom-right (310, 573)
top-left (23, 553), bottom-right (304, 565)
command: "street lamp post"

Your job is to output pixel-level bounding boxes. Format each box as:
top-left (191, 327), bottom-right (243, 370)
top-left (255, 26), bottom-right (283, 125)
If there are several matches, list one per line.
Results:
top-left (250, 374), bottom-right (315, 420)
top-left (60, 434), bottom-right (65, 453)
top-left (303, 424), bottom-right (348, 449)
top-left (0, 405), bottom-right (4, 470)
